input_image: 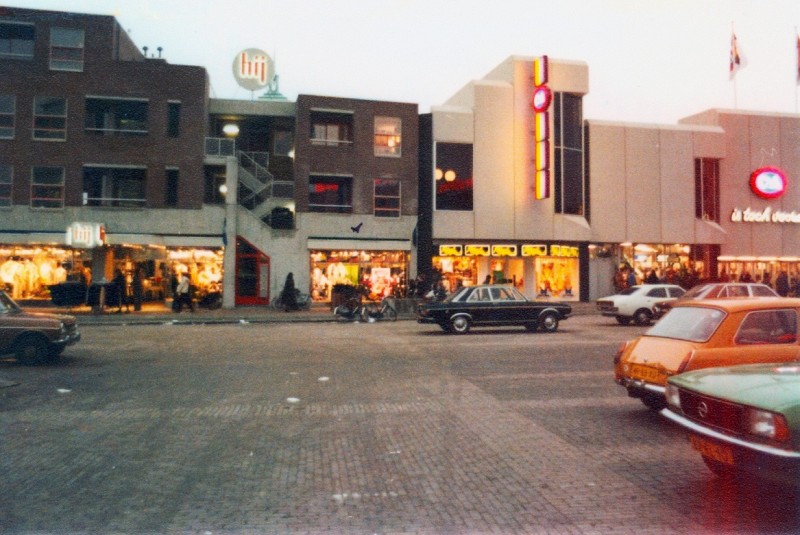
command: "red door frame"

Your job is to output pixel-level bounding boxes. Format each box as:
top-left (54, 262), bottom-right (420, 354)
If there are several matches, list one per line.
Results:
top-left (234, 236), bottom-right (270, 306)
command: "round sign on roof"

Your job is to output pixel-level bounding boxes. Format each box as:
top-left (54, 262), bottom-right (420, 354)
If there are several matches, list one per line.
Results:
top-left (232, 49), bottom-right (275, 91)
top-left (749, 167), bottom-right (787, 200)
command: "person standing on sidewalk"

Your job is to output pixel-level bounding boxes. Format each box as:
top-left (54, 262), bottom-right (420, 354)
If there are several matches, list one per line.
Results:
top-left (174, 271), bottom-right (194, 312)
top-left (279, 272), bottom-right (299, 311)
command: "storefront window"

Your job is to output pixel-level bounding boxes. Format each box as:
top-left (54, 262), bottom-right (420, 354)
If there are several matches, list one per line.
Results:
top-left (0, 246), bottom-right (88, 299)
top-left (310, 249), bottom-right (408, 301)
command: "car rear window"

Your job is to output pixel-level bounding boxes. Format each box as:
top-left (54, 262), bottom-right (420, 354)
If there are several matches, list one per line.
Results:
top-left (646, 307), bottom-right (726, 342)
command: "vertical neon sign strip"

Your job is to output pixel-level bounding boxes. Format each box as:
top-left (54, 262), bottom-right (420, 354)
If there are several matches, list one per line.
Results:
top-left (533, 55), bottom-right (551, 200)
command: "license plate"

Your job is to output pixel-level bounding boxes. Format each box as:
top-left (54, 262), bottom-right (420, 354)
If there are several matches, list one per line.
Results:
top-left (690, 434), bottom-right (734, 465)
top-left (628, 364), bottom-right (665, 383)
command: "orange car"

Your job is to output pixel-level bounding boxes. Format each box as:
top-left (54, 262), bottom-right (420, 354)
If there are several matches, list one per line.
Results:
top-left (614, 298), bottom-right (800, 410)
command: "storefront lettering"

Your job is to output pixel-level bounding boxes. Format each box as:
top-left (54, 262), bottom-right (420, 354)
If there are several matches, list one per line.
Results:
top-left (730, 207), bottom-right (800, 224)
top-left (65, 222), bottom-right (105, 248)
top-left (491, 245), bottom-right (518, 257)
top-left (438, 244), bottom-right (463, 256)
top-left (464, 245), bottom-right (490, 257)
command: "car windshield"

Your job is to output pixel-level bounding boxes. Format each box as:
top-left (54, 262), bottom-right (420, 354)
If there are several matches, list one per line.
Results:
top-left (0, 291), bottom-right (21, 313)
top-left (646, 306), bottom-right (726, 342)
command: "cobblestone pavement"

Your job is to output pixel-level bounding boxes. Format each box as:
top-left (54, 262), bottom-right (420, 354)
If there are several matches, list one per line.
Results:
top-left (0, 315), bottom-right (798, 534)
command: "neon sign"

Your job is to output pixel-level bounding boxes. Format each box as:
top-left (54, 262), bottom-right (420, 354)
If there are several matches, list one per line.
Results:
top-left (749, 167), bottom-right (787, 199)
top-left (532, 56), bottom-right (551, 200)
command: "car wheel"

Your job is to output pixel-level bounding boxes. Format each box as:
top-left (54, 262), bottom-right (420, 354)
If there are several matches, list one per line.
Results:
top-left (450, 316), bottom-right (471, 334)
top-left (640, 395), bottom-right (666, 411)
top-left (701, 455), bottom-right (740, 480)
top-left (15, 335), bottom-right (50, 365)
top-left (633, 309), bottom-right (653, 326)
top-left (538, 312), bottom-right (559, 333)
top-left (616, 316), bottom-right (632, 326)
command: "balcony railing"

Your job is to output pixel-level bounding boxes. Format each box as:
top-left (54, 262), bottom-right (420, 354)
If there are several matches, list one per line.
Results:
top-left (205, 137), bottom-right (236, 157)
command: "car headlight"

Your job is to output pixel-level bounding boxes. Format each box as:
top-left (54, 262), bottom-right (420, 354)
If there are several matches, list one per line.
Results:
top-left (665, 383), bottom-right (681, 410)
top-left (745, 408), bottom-right (790, 443)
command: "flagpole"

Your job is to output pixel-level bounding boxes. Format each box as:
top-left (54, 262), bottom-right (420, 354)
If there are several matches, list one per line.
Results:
top-left (731, 22), bottom-right (738, 110)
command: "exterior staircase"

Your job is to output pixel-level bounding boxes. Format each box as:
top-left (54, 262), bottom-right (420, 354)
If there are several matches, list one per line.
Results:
top-left (205, 138), bottom-right (294, 227)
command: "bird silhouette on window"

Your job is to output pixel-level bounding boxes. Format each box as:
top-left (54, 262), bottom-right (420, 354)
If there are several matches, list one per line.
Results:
top-left (351, 222), bottom-right (363, 233)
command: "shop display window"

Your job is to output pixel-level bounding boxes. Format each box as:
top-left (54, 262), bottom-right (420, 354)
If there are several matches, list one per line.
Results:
top-left (310, 250), bottom-right (408, 301)
top-left (0, 246), bottom-right (88, 299)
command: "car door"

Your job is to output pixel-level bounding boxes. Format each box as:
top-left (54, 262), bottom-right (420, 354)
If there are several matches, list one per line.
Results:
top-left (489, 286), bottom-right (523, 322)
top-left (465, 287), bottom-right (493, 323)
top-left (689, 308), bottom-right (800, 370)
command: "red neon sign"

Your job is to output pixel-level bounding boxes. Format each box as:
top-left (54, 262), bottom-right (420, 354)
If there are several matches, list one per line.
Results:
top-left (749, 167), bottom-right (787, 199)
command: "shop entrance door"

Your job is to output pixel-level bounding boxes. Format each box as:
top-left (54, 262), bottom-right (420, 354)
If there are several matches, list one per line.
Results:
top-left (235, 237), bottom-right (270, 306)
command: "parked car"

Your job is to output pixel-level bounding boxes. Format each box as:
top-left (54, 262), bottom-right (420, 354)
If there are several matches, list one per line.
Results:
top-left (416, 284), bottom-right (572, 334)
top-left (596, 284), bottom-right (686, 325)
top-left (614, 298), bottom-right (800, 410)
top-left (662, 362), bottom-right (800, 487)
top-left (0, 290), bottom-right (81, 364)
top-left (653, 282), bottom-right (779, 318)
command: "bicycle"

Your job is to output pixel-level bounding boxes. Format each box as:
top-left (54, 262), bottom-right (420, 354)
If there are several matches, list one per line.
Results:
top-left (333, 296), bottom-right (365, 321)
top-left (269, 289), bottom-right (311, 310)
top-left (360, 296), bottom-right (398, 322)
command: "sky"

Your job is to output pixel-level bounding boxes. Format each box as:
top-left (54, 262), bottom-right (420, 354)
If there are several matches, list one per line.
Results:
top-left (8, 0), bottom-right (800, 124)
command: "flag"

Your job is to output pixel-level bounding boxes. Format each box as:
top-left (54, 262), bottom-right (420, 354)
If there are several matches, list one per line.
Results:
top-left (729, 32), bottom-right (742, 79)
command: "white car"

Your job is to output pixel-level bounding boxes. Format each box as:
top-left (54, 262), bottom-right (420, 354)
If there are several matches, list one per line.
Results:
top-left (596, 284), bottom-right (685, 325)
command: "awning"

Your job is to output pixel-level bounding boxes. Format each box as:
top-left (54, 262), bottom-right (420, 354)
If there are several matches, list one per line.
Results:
top-left (105, 234), bottom-right (224, 247)
top-left (0, 232), bottom-right (66, 245)
top-left (307, 238), bottom-right (411, 251)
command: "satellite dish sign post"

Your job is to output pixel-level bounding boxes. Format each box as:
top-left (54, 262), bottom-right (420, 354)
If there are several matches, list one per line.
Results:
top-left (232, 49), bottom-right (275, 92)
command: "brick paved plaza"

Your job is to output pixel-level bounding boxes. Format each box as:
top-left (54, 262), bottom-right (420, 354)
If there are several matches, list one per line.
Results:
top-left (1, 316), bottom-right (798, 534)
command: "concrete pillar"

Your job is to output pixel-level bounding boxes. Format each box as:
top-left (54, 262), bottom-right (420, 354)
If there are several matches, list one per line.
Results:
top-left (222, 156), bottom-right (238, 309)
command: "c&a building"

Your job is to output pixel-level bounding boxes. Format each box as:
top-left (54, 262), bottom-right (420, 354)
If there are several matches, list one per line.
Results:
top-left (418, 55), bottom-right (800, 300)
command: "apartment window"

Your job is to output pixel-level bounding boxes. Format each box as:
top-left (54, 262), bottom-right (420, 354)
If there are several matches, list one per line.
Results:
top-left (695, 158), bottom-right (720, 222)
top-left (167, 101), bottom-right (181, 137)
top-left (165, 168), bottom-right (179, 207)
top-left (83, 166), bottom-right (146, 207)
top-left (31, 166), bottom-right (64, 209)
top-left (309, 174), bottom-right (352, 213)
top-left (33, 96), bottom-right (67, 140)
top-left (85, 97), bottom-right (149, 135)
top-left (0, 22), bottom-right (34, 60)
top-left (0, 95), bottom-right (14, 139)
top-left (374, 179), bottom-right (401, 217)
top-left (50, 27), bottom-right (84, 71)
top-left (435, 143), bottom-right (473, 211)
top-left (0, 164), bottom-right (11, 207)
top-left (554, 92), bottom-right (585, 216)
top-left (374, 117), bottom-right (402, 157)
top-left (310, 110), bottom-right (353, 146)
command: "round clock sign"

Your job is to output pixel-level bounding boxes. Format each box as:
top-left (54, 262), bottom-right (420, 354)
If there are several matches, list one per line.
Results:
top-left (749, 167), bottom-right (787, 200)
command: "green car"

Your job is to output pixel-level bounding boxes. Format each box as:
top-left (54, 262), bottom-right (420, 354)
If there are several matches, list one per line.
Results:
top-left (661, 362), bottom-right (800, 487)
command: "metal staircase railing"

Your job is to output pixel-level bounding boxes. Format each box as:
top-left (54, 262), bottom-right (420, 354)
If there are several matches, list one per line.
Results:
top-left (236, 150), bottom-right (295, 226)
